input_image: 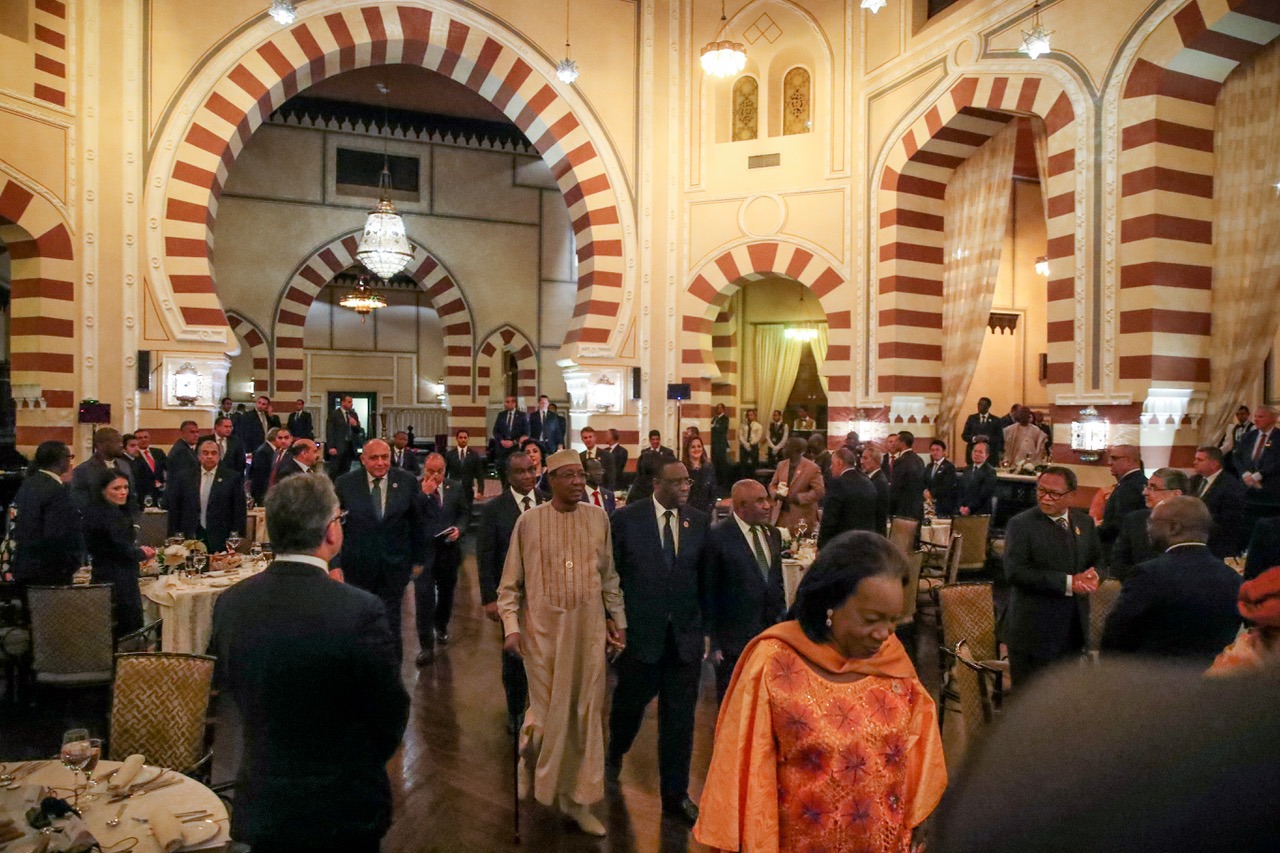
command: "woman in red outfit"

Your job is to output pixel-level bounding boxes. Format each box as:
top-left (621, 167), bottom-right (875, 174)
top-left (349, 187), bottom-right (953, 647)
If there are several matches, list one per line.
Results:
top-left (694, 532), bottom-right (947, 853)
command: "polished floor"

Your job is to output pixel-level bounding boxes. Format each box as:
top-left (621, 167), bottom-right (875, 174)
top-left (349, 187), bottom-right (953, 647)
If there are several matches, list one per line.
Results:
top-left (1, 549), bottom-right (947, 853)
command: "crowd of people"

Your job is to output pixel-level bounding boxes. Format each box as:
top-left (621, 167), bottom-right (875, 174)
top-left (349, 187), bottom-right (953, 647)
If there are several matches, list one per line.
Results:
top-left (6, 393), bottom-right (1280, 851)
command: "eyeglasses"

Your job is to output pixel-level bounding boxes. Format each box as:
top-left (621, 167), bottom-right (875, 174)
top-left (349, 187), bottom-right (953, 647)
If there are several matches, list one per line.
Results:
top-left (1142, 483), bottom-right (1171, 493)
top-left (1036, 486), bottom-right (1071, 499)
top-left (331, 510), bottom-right (349, 527)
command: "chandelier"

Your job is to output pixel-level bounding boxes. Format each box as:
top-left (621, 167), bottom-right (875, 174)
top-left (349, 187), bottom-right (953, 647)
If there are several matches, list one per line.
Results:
top-left (338, 270), bottom-right (388, 321)
top-left (268, 0), bottom-right (296, 25)
top-left (556, 0), bottom-right (580, 84)
top-left (784, 326), bottom-right (819, 342)
top-left (355, 83), bottom-right (414, 281)
top-left (1018, 2), bottom-right (1053, 60)
top-left (700, 1), bottom-right (746, 79)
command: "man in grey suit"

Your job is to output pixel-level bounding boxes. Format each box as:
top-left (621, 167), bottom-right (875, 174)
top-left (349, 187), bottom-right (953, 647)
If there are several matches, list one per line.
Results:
top-left (326, 395), bottom-right (358, 478)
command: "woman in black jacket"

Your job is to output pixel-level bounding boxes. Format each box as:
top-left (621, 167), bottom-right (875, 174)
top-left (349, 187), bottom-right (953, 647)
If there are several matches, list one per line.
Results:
top-left (83, 469), bottom-right (154, 635)
top-left (683, 435), bottom-right (718, 513)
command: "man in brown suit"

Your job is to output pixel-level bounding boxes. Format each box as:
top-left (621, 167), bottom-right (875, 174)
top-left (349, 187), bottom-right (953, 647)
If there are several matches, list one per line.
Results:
top-left (767, 436), bottom-right (825, 535)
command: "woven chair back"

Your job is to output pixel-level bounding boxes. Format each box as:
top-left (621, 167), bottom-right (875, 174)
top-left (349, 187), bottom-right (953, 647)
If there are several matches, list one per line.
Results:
top-left (888, 517), bottom-right (920, 554)
top-left (1087, 577), bottom-right (1124, 653)
top-left (950, 514), bottom-right (991, 569)
top-left (940, 582), bottom-right (997, 663)
top-left (27, 585), bottom-right (114, 678)
top-left (110, 652), bottom-right (215, 771)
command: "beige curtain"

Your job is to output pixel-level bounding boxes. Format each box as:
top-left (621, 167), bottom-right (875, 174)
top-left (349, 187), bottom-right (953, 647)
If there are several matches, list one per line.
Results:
top-left (935, 121), bottom-right (1019, 442)
top-left (809, 324), bottom-right (829, 395)
top-left (1031, 117), bottom-right (1050, 225)
top-left (753, 325), bottom-right (805, 424)
top-left (1200, 46), bottom-right (1280, 444)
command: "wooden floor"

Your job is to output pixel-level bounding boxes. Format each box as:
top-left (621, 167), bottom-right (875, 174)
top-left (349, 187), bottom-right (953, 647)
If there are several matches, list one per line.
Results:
top-left (1, 549), bottom-right (947, 853)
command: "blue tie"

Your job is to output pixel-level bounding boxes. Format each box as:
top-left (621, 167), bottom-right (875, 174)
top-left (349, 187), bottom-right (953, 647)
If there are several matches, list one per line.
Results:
top-left (662, 510), bottom-right (676, 568)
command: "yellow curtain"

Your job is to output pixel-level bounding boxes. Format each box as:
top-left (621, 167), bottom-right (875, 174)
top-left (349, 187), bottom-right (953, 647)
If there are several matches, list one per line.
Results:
top-left (809, 324), bottom-right (829, 395)
top-left (753, 325), bottom-right (805, 425)
top-left (1031, 117), bottom-right (1050, 225)
top-left (1200, 46), bottom-right (1280, 444)
top-left (935, 121), bottom-right (1019, 442)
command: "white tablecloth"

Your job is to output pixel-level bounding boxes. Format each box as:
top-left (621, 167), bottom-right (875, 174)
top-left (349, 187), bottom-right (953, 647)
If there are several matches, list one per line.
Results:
top-left (920, 518), bottom-right (952, 548)
top-left (0, 759), bottom-right (228, 851)
top-left (142, 564), bottom-right (266, 655)
top-left (782, 553), bottom-right (814, 609)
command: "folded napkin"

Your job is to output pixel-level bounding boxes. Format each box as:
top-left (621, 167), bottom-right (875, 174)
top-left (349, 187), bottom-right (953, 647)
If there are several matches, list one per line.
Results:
top-left (108, 754), bottom-right (145, 790)
top-left (150, 808), bottom-right (185, 853)
top-left (0, 817), bottom-right (22, 845)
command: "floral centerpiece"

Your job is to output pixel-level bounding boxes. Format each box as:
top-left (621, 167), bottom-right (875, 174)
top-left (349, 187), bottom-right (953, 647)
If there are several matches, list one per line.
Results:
top-left (161, 539), bottom-right (207, 569)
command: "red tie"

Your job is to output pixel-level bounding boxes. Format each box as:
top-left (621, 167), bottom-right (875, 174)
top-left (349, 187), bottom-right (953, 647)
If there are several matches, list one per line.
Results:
top-left (143, 449), bottom-right (155, 472)
top-left (593, 491), bottom-right (603, 507)
top-left (269, 451), bottom-right (283, 486)
top-left (1254, 432), bottom-right (1266, 463)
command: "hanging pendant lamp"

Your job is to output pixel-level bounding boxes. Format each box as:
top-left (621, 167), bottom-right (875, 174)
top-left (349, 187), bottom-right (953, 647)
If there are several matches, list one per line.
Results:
top-left (355, 83), bottom-right (414, 282)
top-left (700, 0), bottom-right (746, 79)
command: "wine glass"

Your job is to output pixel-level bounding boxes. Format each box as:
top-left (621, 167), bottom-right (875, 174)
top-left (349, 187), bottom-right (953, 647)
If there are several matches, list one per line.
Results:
top-left (193, 552), bottom-right (209, 575)
top-left (60, 729), bottom-right (92, 803)
top-left (143, 495), bottom-right (154, 509)
top-left (249, 543), bottom-right (263, 561)
top-left (261, 542), bottom-right (273, 562)
top-left (80, 738), bottom-right (102, 802)
top-left (226, 531), bottom-right (242, 554)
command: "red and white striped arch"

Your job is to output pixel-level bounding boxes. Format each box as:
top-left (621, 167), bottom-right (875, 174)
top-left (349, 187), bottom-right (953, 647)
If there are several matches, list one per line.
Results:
top-left (0, 174), bottom-right (77, 449)
top-left (271, 233), bottom-right (474, 421)
top-left (32, 0), bottom-right (69, 108)
top-left (875, 73), bottom-right (1079, 399)
top-left (476, 324), bottom-right (538, 403)
top-left (681, 240), bottom-right (855, 429)
top-left (1116, 0), bottom-right (1280, 395)
top-left (223, 310), bottom-right (271, 397)
top-left (150, 3), bottom-right (627, 354)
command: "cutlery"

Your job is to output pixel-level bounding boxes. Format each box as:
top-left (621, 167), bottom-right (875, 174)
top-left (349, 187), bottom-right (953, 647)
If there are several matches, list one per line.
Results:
top-left (107, 776), bottom-right (181, 802)
top-left (106, 803), bottom-right (128, 827)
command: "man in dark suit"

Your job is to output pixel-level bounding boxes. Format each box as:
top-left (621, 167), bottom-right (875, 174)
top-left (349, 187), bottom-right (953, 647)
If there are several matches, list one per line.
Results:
top-left (169, 438), bottom-right (247, 552)
top-left (1099, 444), bottom-right (1148, 554)
top-left (956, 440), bottom-right (997, 517)
top-left (12, 441), bottom-right (84, 586)
top-left (960, 396), bottom-right (1003, 464)
top-left (413, 453), bottom-right (470, 664)
top-left (710, 403), bottom-right (730, 489)
top-left (247, 427), bottom-right (291, 505)
top-left (582, 458), bottom-right (617, 514)
top-left (208, 474), bottom-right (408, 853)
top-left (579, 426), bottom-right (616, 490)
top-left (545, 403), bottom-right (567, 453)
top-left (607, 458), bottom-right (708, 824)
top-left (70, 427), bottom-right (136, 512)
top-left (167, 420), bottom-right (201, 483)
top-left (860, 444), bottom-right (890, 533)
top-left (276, 438), bottom-right (320, 484)
top-left (626, 430), bottom-right (676, 504)
top-left (884, 430), bottom-right (926, 521)
top-left (704, 479), bottom-right (784, 702)
top-left (1233, 404), bottom-right (1280, 507)
top-left (1244, 515), bottom-right (1280, 581)
top-left (132, 428), bottom-right (167, 507)
top-left (325, 396), bottom-right (359, 479)
top-left (1003, 466), bottom-right (1103, 686)
top-left (1190, 445), bottom-right (1247, 558)
top-left (924, 438), bottom-right (959, 517)
top-left (390, 431), bottom-right (420, 477)
top-left (607, 429), bottom-right (629, 492)
top-left (285, 398), bottom-right (314, 440)
top-left (333, 438), bottom-right (425, 664)
top-left (234, 395), bottom-right (280, 456)
top-left (818, 448), bottom-right (880, 549)
top-left (527, 395), bottom-right (558, 456)
top-left (1110, 467), bottom-right (1186, 581)
top-left (1221, 404), bottom-right (1252, 475)
top-left (491, 395), bottom-right (529, 484)
top-left (444, 429), bottom-right (485, 499)
top-left (476, 451), bottom-right (546, 733)
top-left (208, 416), bottom-right (248, 479)
top-left (1101, 496), bottom-right (1242, 665)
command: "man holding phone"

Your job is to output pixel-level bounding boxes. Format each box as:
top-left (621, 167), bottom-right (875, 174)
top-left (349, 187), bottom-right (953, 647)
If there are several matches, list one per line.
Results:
top-left (414, 453), bottom-right (471, 666)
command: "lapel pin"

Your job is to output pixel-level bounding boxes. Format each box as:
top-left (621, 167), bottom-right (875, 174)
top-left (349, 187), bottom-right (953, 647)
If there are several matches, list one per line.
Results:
top-left (682, 519), bottom-right (689, 528)
top-left (392, 482), bottom-right (399, 489)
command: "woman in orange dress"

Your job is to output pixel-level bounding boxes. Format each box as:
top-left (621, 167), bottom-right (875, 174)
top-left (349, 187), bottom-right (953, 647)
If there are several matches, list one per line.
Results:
top-left (1207, 565), bottom-right (1280, 676)
top-left (694, 532), bottom-right (947, 853)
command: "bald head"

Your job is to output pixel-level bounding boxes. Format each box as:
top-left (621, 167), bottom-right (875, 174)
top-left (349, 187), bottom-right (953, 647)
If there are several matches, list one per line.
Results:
top-left (731, 479), bottom-right (771, 526)
top-left (1147, 495), bottom-right (1211, 550)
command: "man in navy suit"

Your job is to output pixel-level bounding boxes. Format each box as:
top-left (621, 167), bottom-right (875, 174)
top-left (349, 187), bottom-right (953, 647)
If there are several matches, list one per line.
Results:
top-left (12, 441), bottom-right (84, 586)
top-left (1003, 466), bottom-right (1103, 686)
top-left (413, 452), bottom-right (470, 664)
top-left (957, 440), bottom-right (997, 517)
top-left (818, 448), bottom-right (880, 549)
top-left (390, 431), bottom-right (420, 477)
top-left (169, 438), bottom-right (247, 552)
top-left (444, 429), bottom-right (485, 498)
top-left (491, 396), bottom-right (529, 484)
top-left (132, 429), bottom-right (167, 507)
top-left (606, 459), bottom-right (708, 824)
top-left (1101, 496), bottom-right (1242, 665)
top-left (285, 398), bottom-right (314, 440)
top-left (476, 451), bottom-right (546, 733)
top-left (581, 458), bottom-right (616, 515)
top-left (234, 395), bottom-right (280, 459)
top-left (333, 438), bottom-right (426, 664)
top-left (527, 395), bottom-right (563, 456)
top-left (704, 479), bottom-right (784, 702)
top-left (960, 396), bottom-right (1003, 464)
top-left (1190, 445), bottom-right (1247, 558)
top-left (209, 474), bottom-right (408, 853)
top-left (924, 438), bottom-right (959, 517)
top-left (1234, 404), bottom-right (1280, 509)
top-left (247, 427), bottom-right (291, 505)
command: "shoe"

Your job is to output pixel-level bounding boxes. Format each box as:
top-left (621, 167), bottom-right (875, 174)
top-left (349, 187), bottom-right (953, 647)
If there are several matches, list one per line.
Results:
top-left (662, 795), bottom-right (699, 825)
top-left (560, 799), bottom-right (606, 837)
top-left (415, 648), bottom-right (435, 667)
top-left (604, 756), bottom-right (622, 784)
top-left (434, 628), bottom-right (450, 645)
top-left (517, 755), bottom-right (532, 801)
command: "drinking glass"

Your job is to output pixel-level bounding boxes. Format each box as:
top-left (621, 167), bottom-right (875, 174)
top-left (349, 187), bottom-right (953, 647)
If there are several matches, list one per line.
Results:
top-left (249, 543), bottom-right (263, 561)
top-left (261, 542), bottom-right (273, 562)
top-left (226, 531), bottom-right (242, 554)
top-left (60, 729), bottom-right (91, 803)
top-left (143, 495), bottom-right (154, 509)
top-left (193, 552), bottom-right (209, 574)
top-left (80, 738), bottom-right (102, 802)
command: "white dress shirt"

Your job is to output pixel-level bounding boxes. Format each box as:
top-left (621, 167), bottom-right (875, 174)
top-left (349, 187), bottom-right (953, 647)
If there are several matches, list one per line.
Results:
top-left (732, 511), bottom-right (771, 566)
top-left (654, 497), bottom-right (680, 552)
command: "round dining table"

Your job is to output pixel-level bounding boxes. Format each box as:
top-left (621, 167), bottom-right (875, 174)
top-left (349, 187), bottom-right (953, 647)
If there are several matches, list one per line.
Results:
top-left (0, 759), bottom-right (229, 852)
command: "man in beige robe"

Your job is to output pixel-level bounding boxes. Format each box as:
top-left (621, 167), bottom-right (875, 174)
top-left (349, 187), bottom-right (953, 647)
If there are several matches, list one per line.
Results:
top-left (497, 449), bottom-right (626, 837)
top-left (768, 436), bottom-right (825, 535)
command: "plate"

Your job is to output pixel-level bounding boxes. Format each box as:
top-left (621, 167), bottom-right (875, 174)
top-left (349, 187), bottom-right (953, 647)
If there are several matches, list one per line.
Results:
top-left (127, 764), bottom-right (163, 787)
top-left (182, 820), bottom-right (220, 848)
top-left (202, 571), bottom-right (225, 578)
top-left (207, 579), bottom-right (232, 588)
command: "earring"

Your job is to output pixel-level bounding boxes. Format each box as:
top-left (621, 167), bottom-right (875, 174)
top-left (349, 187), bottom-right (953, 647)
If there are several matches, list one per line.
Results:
top-left (825, 608), bottom-right (833, 628)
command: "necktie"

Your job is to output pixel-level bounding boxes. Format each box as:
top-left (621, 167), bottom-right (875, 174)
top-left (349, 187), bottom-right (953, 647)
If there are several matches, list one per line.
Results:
top-left (1197, 478), bottom-right (1208, 497)
top-left (750, 525), bottom-right (770, 579)
top-left (662, 510), bottom-right (676, 567)
top-left (144, 449), bottom-right (155, 472)
top-left (200, 470), bottom-right (214, 528)
top-left (522, 495), bottom-right (532, 512)
top-left (1254, 432), bottom-right (1266, 463)
top-left (507, 411), bottom-right (514, 431)
top-left (437, 487), bottom-right (444, 509)
top-left (270, 451), bottom-right (283, 486)
top-left (218, 438), bottom-right (225, 458)
top-left (592, 490), bottom-right (602, 507)
top-left (1056, 516), bottom-right (1070, 533)
top-left (371, 477), bottom-right (383, 520)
